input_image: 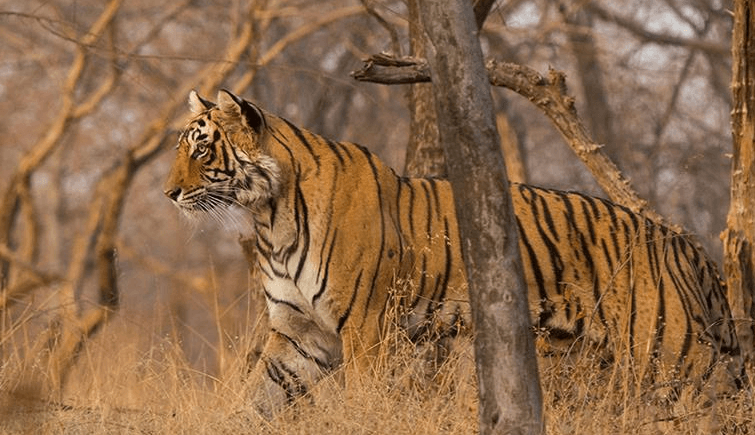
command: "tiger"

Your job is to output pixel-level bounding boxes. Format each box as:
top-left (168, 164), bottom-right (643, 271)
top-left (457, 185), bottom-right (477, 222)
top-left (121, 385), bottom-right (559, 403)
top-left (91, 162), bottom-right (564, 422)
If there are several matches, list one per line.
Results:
top-left (164, 89), bottom-right (744, 417)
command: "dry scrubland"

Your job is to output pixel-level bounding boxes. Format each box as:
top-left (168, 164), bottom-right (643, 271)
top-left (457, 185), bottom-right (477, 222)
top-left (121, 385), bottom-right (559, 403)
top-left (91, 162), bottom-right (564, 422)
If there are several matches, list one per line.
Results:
top-left (1, 309), bottom-right (753, 435)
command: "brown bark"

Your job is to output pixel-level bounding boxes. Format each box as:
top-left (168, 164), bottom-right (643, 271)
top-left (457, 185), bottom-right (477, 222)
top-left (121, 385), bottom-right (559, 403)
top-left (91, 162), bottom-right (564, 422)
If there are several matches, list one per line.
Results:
top-left (404, 0), bottom-right (444, 178)
top-left (419, 1), bottom-right (542, 433)
top-left (404, 0), bottom-right (497, 178)
top-left (723, 0), bottom-right (755, 363)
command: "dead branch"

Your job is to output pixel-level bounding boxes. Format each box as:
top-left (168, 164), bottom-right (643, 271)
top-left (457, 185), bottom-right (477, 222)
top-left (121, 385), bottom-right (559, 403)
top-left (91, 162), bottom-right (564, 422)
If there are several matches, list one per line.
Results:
top-left (352, 53), bottom-right (676, 229)
top-left (351, 53), bottom-right (431, 84)
top-left (485, 61), bottom-right (670, 225)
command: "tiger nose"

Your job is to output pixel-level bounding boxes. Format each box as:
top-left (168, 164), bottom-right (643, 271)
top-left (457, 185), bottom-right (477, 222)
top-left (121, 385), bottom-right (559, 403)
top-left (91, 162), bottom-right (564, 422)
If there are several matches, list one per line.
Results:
top-left (164, 187), bottom-right (182, 201)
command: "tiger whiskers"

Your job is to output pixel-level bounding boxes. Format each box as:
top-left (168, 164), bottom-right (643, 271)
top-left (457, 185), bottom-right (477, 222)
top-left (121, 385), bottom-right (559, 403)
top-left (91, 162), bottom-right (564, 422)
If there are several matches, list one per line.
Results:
top-left (176, 190), bottom-right (255, 235)
top-left (202, 194), bottom-right (255, 234)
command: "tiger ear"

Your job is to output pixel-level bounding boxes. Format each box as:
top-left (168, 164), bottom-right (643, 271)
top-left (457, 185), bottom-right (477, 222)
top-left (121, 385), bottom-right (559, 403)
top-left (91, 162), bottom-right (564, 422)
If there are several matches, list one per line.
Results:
top-left (217, 89), bottom-right (265, 134)
top-left (188, 90), bottom-right (214, 114)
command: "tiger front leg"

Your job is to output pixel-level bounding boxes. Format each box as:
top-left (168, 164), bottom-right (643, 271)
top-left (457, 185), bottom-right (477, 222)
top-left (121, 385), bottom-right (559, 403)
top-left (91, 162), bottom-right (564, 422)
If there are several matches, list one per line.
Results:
top-left (244, 316), bottom-right (342, 419)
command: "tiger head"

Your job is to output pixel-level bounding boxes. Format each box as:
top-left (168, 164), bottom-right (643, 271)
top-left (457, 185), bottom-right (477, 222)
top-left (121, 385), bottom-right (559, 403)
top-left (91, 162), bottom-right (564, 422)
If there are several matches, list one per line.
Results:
top-left (164, 90), bottom-right (281, 221)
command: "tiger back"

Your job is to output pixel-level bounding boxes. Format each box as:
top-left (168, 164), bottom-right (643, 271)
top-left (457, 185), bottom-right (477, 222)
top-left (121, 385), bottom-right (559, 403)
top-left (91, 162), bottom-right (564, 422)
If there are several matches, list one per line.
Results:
top-left (164, 90), bottom-right (744, 417)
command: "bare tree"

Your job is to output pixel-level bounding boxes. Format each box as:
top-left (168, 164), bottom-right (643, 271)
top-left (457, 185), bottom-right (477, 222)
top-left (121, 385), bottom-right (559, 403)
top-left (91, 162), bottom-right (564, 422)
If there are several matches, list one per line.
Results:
top-left (723, 0), bottom-right (755, 363)
top-left (419, 1), bottom-right (542, 433)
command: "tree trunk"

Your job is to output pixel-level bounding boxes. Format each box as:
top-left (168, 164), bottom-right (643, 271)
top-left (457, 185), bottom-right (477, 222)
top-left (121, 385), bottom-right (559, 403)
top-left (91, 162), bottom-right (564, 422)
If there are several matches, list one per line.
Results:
top-left (561, 3), bottom-right (615, 148)
top-left (723, 0), bottom-right (755, 363)
top-left (404, 0), bottom-right (497, 179)
top-left (404, 0), bottom-right (444, 178)
top-left (419, 1), bottom-right (543, 433)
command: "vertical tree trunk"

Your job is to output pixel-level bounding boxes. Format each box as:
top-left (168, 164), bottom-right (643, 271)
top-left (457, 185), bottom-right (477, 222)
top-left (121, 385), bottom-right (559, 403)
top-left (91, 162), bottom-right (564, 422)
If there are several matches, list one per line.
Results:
top-left (404, 0), bottom-right (497, 179)
top-left (404, 0), bottom-right (444, 178)
top-left (419, 1), bottom-right (543, 433)
top-left (561, 3), bottom-right (615, 148)
top-left (724, 0), bottom-right (755, 363)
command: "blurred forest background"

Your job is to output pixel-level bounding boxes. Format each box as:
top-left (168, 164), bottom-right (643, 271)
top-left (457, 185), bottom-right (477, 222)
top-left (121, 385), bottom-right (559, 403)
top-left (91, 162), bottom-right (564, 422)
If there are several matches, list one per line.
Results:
top-left (0, 0), bottom-right (736, 410)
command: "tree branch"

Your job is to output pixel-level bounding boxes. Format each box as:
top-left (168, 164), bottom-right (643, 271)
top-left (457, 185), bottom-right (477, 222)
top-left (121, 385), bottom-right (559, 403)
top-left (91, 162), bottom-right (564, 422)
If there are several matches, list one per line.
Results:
top-left (351, 53), bottom-right (430, 83)
top-left (353, 54), bottom-right (676, 229)
top-left (0, 244), bottom-right (60, 310)
top-left (16, 0), bottom-right (261, 397)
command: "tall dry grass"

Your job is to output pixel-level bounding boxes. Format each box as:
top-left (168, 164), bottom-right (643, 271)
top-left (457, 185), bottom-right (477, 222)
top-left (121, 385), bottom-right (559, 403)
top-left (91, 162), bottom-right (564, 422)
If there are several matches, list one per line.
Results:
top-left (1, 303), bottom-right (753, 434)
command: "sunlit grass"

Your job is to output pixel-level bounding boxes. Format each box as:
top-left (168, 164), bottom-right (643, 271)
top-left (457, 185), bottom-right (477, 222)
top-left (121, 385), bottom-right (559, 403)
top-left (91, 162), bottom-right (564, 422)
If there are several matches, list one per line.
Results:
top-left (1, 306), bottom-right (752, 434)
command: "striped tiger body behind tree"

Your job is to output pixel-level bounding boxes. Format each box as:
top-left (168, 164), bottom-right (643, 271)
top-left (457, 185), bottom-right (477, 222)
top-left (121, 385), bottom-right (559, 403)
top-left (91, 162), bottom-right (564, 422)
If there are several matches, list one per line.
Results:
top-left (164, 90), bottom-right (744, 417)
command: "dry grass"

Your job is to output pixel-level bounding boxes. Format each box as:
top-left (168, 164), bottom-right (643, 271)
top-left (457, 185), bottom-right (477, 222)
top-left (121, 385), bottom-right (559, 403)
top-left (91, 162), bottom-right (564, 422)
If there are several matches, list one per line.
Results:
top-left (1, 310), bottom-right (753, 434)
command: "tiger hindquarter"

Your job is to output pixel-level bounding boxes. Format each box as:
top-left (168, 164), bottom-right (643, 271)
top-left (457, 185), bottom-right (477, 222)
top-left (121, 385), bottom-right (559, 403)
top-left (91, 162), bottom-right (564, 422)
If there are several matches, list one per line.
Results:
top-left (164, 90), bottom-right (744, 419)
top-left (511, 184), bottom-right (744, 400)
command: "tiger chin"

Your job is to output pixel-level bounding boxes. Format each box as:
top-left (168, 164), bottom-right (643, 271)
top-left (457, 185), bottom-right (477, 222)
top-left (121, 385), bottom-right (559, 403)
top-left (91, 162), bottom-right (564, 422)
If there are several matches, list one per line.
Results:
top-left (164, 89), bottom-right (745, 418)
